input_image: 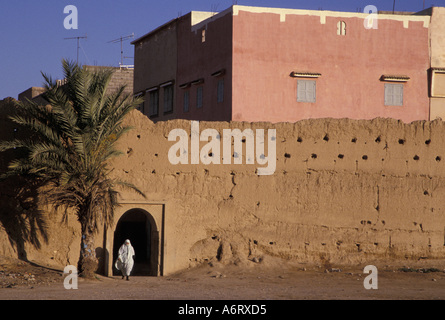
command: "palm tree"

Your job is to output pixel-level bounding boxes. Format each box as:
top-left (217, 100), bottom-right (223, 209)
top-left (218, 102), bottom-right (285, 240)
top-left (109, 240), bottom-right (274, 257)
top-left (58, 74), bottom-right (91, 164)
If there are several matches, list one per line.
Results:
top-left (0, 60), bottom-right (145, 278)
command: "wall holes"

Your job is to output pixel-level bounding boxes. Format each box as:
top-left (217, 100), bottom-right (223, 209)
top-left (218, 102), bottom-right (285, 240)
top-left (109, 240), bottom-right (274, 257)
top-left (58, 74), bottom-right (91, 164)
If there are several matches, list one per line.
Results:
top-left (311, 153), bottom-right (318, 159)
top-left (425, 139), bottom-right (431, 145)
top-left (284, 153), bottom-right (291, 158)
top-left (375, 136), bottom-right (381, 143)
top-left (413, 155), bottom-right (419, 161)
top-left (362, 155), bottom-right (368, 160)
top-left (436, 156), bottom-right (441, 162)
top-left (351, 138), bottom-right (357, 143)
top-left (338, 154), bottom-right (344, 159)
top-left (297, 137), bottom-right (303, 143)
top-left (398, 139), bottom-right (405, 145)
top-left (323, 134), bottom-right (329, 142)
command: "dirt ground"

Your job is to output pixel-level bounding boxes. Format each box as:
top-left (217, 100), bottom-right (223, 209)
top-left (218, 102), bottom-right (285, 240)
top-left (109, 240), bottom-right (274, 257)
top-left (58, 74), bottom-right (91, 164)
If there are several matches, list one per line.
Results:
top-left (1, 257), bottom-right (445, 301)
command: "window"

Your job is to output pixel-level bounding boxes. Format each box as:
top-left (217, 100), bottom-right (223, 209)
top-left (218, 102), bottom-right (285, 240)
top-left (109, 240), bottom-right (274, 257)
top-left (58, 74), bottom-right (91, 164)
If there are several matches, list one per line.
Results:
top-left (217, 79), bottom-right (224, 103)
top-left (384, 83), bottom-right (403, 106)
top-left (297, 80), bottom-right (316, 103)
top-left (431, 69), bottom-right (445, 97)
top-left (197, 86), bottom-right (203, 108)
top-left (183, 90), bottom-right (190, 112)
top-left (337, 21), bottom-right (346, 36)
top-left (202, 29), bottom-right (206, 43)
top-left (148, 89), bottom-right (159, 117)
top-left (163, 85), bottom-right (174, 113)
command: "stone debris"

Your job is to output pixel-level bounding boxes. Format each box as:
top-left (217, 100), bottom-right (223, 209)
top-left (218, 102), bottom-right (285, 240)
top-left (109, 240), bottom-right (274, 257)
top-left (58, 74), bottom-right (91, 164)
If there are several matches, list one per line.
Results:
top-left (325, 268), bottom-right (342, 273)
top-left (208, 271), bottom-right (226, 278)
top-left (0, 261), bottom-right (62, 289)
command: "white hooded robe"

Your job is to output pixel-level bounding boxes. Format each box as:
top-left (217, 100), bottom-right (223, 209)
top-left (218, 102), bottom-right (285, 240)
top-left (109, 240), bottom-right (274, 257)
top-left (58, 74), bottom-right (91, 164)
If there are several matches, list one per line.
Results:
top-left (115, 240), bottom-right (135, 277)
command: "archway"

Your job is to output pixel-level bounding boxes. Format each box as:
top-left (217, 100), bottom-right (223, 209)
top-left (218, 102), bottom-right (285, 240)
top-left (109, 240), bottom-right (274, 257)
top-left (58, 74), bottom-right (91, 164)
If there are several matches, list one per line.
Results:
top-left (112, 209), bottom-right (159, 276)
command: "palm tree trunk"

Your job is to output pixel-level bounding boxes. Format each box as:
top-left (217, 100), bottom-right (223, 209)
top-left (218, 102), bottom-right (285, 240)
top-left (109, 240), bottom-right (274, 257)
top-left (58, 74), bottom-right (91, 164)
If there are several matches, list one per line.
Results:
top-left (78, 222), bottom-right (98, 278)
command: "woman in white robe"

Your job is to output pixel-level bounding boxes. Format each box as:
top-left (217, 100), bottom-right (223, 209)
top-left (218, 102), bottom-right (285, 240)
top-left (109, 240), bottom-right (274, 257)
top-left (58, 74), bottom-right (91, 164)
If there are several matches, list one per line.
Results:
top-left (115, 239), bottom-right (135, 280)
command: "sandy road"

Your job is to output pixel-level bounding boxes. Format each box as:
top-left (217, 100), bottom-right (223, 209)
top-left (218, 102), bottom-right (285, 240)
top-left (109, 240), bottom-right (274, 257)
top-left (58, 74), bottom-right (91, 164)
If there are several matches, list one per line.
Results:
top-left (1, 263), bottom-right (444, 301)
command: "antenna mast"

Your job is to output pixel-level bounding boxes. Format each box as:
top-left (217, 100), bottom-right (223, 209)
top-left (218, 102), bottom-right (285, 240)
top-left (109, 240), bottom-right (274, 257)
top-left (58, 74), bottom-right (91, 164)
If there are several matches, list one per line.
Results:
top-left (107, 33), bottom-right (135, 67)
top-left (64, 35), bottom-right (87, 64)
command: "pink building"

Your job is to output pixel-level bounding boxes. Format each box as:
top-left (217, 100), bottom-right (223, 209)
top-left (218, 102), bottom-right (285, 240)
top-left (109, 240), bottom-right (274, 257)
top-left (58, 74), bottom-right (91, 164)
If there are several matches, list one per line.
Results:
top-left (132, 6), bottom-right (445, 123)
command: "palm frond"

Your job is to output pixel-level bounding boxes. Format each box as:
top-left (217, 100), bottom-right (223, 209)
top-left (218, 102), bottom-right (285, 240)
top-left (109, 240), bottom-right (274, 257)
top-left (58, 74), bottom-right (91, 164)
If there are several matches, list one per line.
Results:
top-left (0, 58), bottom-right (147, 234)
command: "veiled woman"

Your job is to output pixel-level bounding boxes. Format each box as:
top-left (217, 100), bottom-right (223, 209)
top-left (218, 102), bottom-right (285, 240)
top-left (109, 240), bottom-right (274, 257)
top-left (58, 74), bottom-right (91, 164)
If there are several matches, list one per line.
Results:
top-left (115, 239), bottom-right (135, 280)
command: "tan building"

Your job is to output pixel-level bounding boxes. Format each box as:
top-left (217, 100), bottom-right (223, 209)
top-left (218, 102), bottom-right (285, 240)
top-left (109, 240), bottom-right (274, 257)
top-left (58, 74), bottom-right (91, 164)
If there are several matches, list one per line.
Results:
top-left (17, 65), bottom-right (134, 103)
top-left (429, 7), bottom-right (445, 119)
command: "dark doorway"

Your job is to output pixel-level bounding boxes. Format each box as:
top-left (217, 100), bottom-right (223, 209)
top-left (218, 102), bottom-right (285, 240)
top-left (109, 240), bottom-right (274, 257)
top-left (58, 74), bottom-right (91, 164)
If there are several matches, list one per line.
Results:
top-left (113, 209), bottom-right (154, 276)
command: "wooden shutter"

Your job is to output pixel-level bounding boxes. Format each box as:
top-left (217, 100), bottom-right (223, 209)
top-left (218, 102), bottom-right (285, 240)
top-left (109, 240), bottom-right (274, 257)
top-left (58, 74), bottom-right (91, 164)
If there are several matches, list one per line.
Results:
top-left (217, 79), bottom-right (224, 103)
top-left (308, 80), bottom-right (316, 103)
top-left (384, 84), bottom-right (393, 106)
top-left (385, 84), bottom-right (403, 106)
top-left (393, 84), bottom-right (403, 106)
top-left (183, 91), bottom-right (189, 112)
top-left (297, 80), bottom-right (316, 103)
top-left (197, 86), bottom-right (203, 108)
top-left (297, 80), bottom-right (306, 102)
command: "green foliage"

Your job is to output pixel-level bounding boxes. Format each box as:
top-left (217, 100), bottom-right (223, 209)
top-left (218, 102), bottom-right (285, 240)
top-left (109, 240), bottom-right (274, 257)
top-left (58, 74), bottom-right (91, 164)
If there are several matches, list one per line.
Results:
top-left (0, 59), bottom-right (145, 233)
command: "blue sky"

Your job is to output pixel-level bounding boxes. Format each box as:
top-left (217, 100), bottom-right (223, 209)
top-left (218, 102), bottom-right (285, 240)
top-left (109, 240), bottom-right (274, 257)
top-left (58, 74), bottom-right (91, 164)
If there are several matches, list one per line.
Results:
top-left (1, 0), bottom-right (444, 99)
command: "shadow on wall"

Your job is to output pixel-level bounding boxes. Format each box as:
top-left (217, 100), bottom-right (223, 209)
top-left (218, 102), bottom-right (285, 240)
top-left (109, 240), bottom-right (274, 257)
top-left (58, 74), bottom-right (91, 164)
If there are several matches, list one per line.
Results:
top-left (0, 98), bottom-right (49, 261)
top-left (0, 175), bottom-right (49, 261)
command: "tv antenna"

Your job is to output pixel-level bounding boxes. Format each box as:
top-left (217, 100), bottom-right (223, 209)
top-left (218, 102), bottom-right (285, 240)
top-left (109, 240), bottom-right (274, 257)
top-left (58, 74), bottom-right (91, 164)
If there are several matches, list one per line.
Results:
top-left (64, 34), bottom-right (87, 64)
top-left (107, 33), bottom-right (135, 67)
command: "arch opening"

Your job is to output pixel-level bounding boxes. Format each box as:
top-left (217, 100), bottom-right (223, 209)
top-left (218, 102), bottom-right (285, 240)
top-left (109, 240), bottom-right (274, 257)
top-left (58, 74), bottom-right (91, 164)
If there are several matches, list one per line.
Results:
top-left (112, 208), bottom-right (159, 276)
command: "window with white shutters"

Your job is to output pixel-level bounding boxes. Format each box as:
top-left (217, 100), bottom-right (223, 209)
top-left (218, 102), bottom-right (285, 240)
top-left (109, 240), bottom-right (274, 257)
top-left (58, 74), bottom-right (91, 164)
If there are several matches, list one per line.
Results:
top-left (297, 80), bottom-right (316, 103)
top-left (384, 83), bottom-right (403, 106)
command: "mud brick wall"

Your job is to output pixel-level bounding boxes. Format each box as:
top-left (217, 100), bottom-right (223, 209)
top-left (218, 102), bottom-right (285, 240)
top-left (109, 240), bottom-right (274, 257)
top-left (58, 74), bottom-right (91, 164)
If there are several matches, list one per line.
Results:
top-left (111, 113), bottom-right (445, 273)
top-left (1, 97), bottom-right (445, 274)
